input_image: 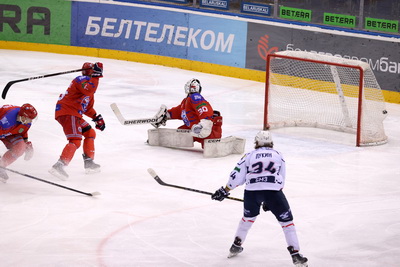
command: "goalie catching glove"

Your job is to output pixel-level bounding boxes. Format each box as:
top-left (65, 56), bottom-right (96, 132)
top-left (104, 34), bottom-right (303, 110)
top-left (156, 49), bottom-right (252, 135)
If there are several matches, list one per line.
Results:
top-left (191, 119), bottom-right (213, 138)
top-left (151, 105), bottom-right (170, 128)
top-left (211, 186), bottom-right (230, 201)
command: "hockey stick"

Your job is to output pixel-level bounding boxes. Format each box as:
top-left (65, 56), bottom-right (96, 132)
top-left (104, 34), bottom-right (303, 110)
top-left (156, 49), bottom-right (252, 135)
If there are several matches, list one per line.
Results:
top-left (1, 167), bottom-right (100, 197)
top-left (147, 168), bottom-right (243, 202)
top-left (110, 103), bottom-right (157, 125)
top-left (2, 68), bottom-right (89, 99)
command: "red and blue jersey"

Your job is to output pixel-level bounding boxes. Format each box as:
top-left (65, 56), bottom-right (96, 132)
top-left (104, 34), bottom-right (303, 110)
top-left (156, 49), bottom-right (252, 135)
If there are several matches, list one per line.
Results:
top-left (0, 105), bottom-right (31, 139)
top-left (168, 93), bottom-right (214, 128)
top-left (55, 75), bottom-right (99, 119)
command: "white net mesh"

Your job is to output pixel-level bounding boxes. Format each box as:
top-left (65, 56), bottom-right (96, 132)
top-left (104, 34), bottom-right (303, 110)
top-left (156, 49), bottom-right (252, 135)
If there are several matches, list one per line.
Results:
top-left (266, 51), bottom-right (388, 146)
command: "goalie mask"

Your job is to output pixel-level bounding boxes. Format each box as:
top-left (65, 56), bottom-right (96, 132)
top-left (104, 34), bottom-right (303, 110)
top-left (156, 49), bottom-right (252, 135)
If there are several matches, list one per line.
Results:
top-left (184, 78), bottom-right (202, 94)
top-left (255, 130), bottom-right (273, 148)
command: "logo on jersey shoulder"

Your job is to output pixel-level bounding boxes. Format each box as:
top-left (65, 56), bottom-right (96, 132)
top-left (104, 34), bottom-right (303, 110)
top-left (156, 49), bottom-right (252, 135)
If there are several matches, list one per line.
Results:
top-left (19, 128), bottom-right (24, 133)
top-left (192, 94), bottom-right (203, 100)
top-left (189, 93), bottom-right (204, 103)
top-left (0, 117), bottom-right (9, 126)
top-left (75, 76), bottom-right (90, 83)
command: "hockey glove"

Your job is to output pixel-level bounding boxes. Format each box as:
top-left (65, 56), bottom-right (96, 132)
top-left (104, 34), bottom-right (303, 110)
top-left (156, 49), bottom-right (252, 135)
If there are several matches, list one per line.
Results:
top-left (24, 141), bottom-right (34, 161)
top-left (92, 62), bottom-right (103, 77)
top-left (93, 114), bottom-right (106, 131)
top-left (151, 105), bottom-right (170, 128)
top-left (211, 186), bottom-right (230, 201)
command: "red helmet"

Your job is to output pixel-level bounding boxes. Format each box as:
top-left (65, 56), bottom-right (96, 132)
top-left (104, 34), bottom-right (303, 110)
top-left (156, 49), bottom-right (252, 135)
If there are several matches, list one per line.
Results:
top-left (18, 103), bottom-right (38, 123)
top-left (82, 62), bottom-right (94, 76)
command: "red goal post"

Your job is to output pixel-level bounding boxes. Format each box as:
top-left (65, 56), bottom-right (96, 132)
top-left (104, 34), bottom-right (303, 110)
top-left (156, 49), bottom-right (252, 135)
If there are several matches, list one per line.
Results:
top-left (264, 50), bottom-right (388, 146)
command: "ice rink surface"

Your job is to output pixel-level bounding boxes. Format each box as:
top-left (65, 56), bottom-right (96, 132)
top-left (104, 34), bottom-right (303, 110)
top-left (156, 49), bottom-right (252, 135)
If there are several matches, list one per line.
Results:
top-left (0, 50), bottom-right (399, 267)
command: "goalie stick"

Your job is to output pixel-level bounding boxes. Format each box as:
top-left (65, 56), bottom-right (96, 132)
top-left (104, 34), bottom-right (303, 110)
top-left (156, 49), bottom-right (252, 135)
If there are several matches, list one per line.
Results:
top-left (2, 68), bottom-right (90, 99)
top-left (147, 168), bottom-right (243, 202)
top-left (110, 103), bottom-right (157, 125)
top-left (1, 167), bottom-right (100, 197)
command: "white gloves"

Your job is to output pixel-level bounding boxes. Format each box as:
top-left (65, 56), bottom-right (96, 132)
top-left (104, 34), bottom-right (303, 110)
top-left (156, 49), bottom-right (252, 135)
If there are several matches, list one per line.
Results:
top-left (191, 119), bottom-right (213, 138)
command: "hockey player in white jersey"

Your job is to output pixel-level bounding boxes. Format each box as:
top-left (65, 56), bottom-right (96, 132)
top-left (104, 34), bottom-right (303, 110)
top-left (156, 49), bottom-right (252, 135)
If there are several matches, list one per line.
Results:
top-left (211, 130), bottom-right (308, 266)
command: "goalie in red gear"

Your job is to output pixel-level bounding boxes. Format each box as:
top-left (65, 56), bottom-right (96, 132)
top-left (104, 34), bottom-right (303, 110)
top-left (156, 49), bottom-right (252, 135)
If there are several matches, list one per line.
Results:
top-left (151, 78), bottom-right (223, 147)
top-left (0, 103), bottom-right (38, 183)
top-left (49, 62), bottom-right (105, 180)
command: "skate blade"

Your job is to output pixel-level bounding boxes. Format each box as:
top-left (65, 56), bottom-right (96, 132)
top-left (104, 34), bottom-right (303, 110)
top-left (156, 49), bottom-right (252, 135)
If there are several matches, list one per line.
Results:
top-left (227, 252), bottom-right (240, 258)
top-left (295, 263), bottom-right (308, 267)
top-left (85, 168), bottom-right (101, 174)
top-left (48, 168), bottom-right (68, 181)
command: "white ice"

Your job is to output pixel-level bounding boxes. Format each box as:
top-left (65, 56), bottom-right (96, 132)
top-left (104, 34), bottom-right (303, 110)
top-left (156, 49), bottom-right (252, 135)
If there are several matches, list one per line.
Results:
top-left (0, 50), bottom-right (399, 267)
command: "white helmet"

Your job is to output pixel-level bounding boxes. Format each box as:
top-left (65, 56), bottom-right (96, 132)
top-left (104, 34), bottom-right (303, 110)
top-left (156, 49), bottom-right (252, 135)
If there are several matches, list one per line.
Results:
top-left (184, 78), bottom-right (202, 94)
top-left (255, 130), bottom-right (273, 147)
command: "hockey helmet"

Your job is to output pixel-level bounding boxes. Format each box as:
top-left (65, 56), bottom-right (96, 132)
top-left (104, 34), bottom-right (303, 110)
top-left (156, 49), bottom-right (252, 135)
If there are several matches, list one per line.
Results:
top-left (82, 62), bottom-right (94, 76)
top-left (255, 130), bottom-right (273, 147)
top-left (18, 103), bottom-right (38, 124)
top-left (184, 78), bottom-right (202, 94)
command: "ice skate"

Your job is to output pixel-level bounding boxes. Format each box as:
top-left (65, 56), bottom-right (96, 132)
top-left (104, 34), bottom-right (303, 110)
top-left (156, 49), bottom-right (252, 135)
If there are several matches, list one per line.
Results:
top-left (0, 167), bottom-right (9, 183)
top-left (83, 154), bottom-right (100, 174)
top-left (49, 159), bottom-right (69, 181)
top-left (287, 246), bottom-right (308, 266)
top-left (227, 237), bottom-right (243, 258)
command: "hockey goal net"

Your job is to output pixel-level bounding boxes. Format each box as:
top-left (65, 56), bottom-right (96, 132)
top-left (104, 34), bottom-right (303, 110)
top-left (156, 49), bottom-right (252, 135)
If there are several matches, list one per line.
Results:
top-left (265, 50), bottom-right (388, 146)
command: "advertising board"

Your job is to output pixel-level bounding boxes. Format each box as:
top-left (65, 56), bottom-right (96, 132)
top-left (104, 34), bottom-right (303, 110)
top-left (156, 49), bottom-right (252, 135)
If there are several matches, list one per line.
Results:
top-left (0, 0), bottom-right (70, 45)
top-left (71, 2), bottom-right (247, 67)
top-left (245, 22), bottom-right (400, 93)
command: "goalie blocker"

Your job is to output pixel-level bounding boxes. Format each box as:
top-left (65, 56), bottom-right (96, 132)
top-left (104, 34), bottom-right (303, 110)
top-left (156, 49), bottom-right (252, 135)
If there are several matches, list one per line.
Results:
top-left (147, 128), bottom-right (245, 158)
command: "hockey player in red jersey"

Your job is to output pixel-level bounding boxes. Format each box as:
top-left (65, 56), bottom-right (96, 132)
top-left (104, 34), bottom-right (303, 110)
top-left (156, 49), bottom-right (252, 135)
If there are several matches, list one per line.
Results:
top-left (152, 78), bottom-right (222, 147)
top-left (0, 104), bottom-right (38, 183)
top-left (49, 62), bottom-right (105, 180)
top-left (211, 131), bottom-right (308, 266)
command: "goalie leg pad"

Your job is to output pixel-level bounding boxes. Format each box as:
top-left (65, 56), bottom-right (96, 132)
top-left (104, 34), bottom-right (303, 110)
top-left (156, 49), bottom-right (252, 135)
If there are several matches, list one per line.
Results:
top-left (203, 136), bottom-right (246, 158)
top-left (148, 128), bottom-right (194, 148)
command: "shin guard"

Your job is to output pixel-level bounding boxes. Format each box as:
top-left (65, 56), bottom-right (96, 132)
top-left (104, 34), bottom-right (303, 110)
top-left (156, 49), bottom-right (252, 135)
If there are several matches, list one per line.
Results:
top-left (234, 216), bottom-right (257, 243)
top-left (280, 220), bottom-right (300, 251)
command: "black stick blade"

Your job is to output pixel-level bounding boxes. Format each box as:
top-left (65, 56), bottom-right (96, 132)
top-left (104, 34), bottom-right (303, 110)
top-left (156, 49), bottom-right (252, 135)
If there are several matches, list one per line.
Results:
top-left (2, 81), bottom-right (15, 99)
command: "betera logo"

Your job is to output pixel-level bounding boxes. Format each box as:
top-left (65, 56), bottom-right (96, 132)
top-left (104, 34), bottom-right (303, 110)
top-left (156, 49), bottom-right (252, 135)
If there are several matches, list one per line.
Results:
top-left (0, 4), bottom-right (51, 35)
top-left (257, 35), bottom-right (279, 60)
